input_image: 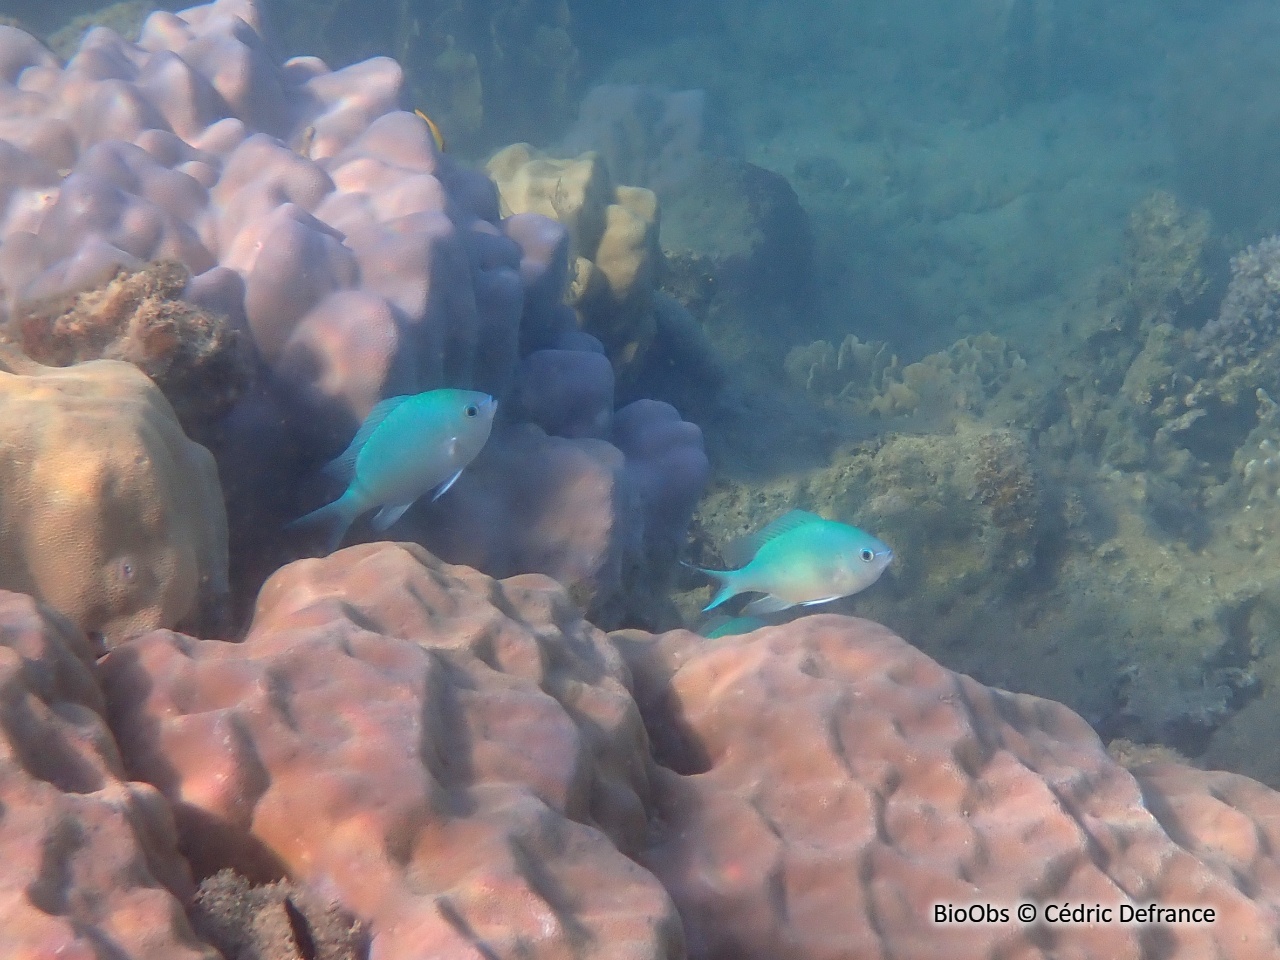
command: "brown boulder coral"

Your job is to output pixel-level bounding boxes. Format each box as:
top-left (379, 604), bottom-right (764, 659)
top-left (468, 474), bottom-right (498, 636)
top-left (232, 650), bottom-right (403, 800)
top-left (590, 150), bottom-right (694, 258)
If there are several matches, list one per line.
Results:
top-left (0, 590), bottom-right (217, 960)
top-left (0, 347), bottom-right (229, 646)
top-left (99, 542), bottom-right (683, 960)
top-left (487, 143), bottom-right (659, 373)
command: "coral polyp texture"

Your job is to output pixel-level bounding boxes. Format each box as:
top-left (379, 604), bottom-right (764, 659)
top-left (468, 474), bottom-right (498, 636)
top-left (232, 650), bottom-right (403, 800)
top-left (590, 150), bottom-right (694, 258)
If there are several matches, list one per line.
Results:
top-left (487, 142), bottom-right (660, 372)
top-left (0, 0), bottom-right (539, 412)
top-left (0, 0), bottom-right (706, 621)
top-left (100, 543), bottom-right (684, 960)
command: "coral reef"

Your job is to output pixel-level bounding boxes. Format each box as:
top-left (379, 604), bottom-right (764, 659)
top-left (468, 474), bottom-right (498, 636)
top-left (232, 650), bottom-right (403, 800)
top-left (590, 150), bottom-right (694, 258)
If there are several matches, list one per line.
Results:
top-left (264, 0), bottom-right (580, 152)
top-left (7, 260), bottom-right (250, 431)
top-left (554, 85), bottom-right (811, 311)
top-left (619, 614), bottom-right (1280, 959)
top-left (1195, 236), bottom-right (1280, 395)
top-left (659, 155), bottom-right (812, 309)
top-left (0, 0), bottom-right (706, 624)
top-left (392, 398), bottom-right (706, 629)
top-left (100, 543), bottom-right (684, 960)
top-left (0, 544), bottom-right (1272, 956)
top-left (0, 347), bottom-right (228, 645)
top-left (45, 0), bottom-right (154, 60)
top-left (785, 330), bottom-right (1033, 422)
top-left (560, 84), bottom-right (707, 198)
top-left (487, 142), bottom-right (660, 372)
top-left (784, 333), bottom-right (902, 404)
top-left (0, 590), bottom-right (217, 959)
top-left (693, 421), bottom-right (1042, 614)
top-left (1119, 191), bottom-right (1215, 329)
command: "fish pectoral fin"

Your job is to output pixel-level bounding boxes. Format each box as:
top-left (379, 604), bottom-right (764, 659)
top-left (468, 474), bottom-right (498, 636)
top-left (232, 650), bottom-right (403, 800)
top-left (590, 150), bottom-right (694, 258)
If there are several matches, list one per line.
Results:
top-left (323, 395), bottom-right (413, 483)
top-left (370, 501), bottom-right (414, 532)
top-left (741, 594), bottom-right (797, 616)
top-left (431, 468), bottom-right (465, 501)
top-left (320, 453), bottom-right (357, 485)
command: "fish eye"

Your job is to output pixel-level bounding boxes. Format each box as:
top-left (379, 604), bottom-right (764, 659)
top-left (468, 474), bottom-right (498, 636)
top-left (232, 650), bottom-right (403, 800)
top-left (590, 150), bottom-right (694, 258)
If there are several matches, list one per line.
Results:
top-left (859, 548), bottom-right (875, 563)
top-left (465, 405), bottom-right (478, 417)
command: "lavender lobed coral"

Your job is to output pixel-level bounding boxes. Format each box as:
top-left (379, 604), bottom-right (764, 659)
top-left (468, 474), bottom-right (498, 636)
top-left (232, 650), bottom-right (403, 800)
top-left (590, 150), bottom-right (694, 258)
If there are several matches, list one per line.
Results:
top-left (0, 0), bottom-right (706, 625)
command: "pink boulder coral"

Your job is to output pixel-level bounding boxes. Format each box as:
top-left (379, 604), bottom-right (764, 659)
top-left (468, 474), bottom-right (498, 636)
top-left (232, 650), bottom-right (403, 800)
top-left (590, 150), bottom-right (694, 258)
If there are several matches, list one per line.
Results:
top-left (81, 542), bottom-right (1280, 958)
top-left (617, 616), bottom-right (1280, 959)
top-left (100, 543), bottom-right (683, 960)
top-left (0, 590), bottom-right (216, 960)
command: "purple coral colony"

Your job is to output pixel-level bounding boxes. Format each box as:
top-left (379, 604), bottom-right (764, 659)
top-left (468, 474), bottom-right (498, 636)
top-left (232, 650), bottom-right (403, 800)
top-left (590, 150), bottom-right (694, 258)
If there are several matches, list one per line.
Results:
top-left (0, 0), bottom-right (709, 634)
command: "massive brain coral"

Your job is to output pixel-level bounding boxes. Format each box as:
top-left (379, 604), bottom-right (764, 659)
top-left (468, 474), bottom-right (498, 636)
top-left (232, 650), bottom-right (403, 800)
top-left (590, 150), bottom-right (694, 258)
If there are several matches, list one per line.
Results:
top-left (0, 0), bottom-right (706, 624)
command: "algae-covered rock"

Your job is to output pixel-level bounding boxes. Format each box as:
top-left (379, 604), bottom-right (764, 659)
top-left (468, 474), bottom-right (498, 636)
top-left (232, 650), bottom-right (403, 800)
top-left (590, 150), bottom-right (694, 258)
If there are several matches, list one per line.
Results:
top-left (786, 331), bottom-right (1034, 424)
top-left (8, 261), bottom-right (251, 434)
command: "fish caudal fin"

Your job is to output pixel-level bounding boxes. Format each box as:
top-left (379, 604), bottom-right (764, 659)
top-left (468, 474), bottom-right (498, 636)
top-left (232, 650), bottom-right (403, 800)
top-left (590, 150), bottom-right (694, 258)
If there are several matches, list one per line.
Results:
top-left (285, 490), bottom-right (362, 553)
top-left (682, 562), bottom-right (742, 612)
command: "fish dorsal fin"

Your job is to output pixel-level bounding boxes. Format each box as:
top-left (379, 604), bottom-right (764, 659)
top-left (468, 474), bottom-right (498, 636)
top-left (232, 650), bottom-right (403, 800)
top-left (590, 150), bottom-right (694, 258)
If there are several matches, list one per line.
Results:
top-left (749, 509), bottom-right (824, 549)
top-left (724, 509), bottom-right (825, 567)
top-left (322, 395), bottom-right (412, 484)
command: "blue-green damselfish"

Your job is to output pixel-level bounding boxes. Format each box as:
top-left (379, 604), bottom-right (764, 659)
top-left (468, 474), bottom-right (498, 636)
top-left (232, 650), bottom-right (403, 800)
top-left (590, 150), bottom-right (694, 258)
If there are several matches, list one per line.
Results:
top-left (689, 509), bottom-right (893, 615)
top-left (287, 388), bottom-right (497, 552)
top-left (702, 615), bottom-right (769, 638)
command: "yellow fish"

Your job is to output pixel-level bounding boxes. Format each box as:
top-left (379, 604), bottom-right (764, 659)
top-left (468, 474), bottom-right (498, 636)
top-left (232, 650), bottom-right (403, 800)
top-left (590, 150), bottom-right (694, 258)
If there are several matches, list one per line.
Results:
top-left (414, 109), bottom-right (447, 152)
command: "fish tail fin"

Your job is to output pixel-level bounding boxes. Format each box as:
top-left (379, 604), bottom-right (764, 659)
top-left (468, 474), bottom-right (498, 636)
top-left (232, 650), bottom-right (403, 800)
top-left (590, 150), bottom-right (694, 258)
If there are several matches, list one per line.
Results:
top-left (682, 562), bottom-right (741, 612)
top-left (285, 491), bottom-right (362, 553)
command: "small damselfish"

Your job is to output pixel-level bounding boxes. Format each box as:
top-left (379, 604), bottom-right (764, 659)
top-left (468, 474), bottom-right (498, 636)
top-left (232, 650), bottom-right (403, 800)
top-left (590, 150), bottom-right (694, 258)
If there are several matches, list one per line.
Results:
top-left (688, 509), bottom-right (893, 615)
top-left (287, 388), bottom-right (496, 552)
